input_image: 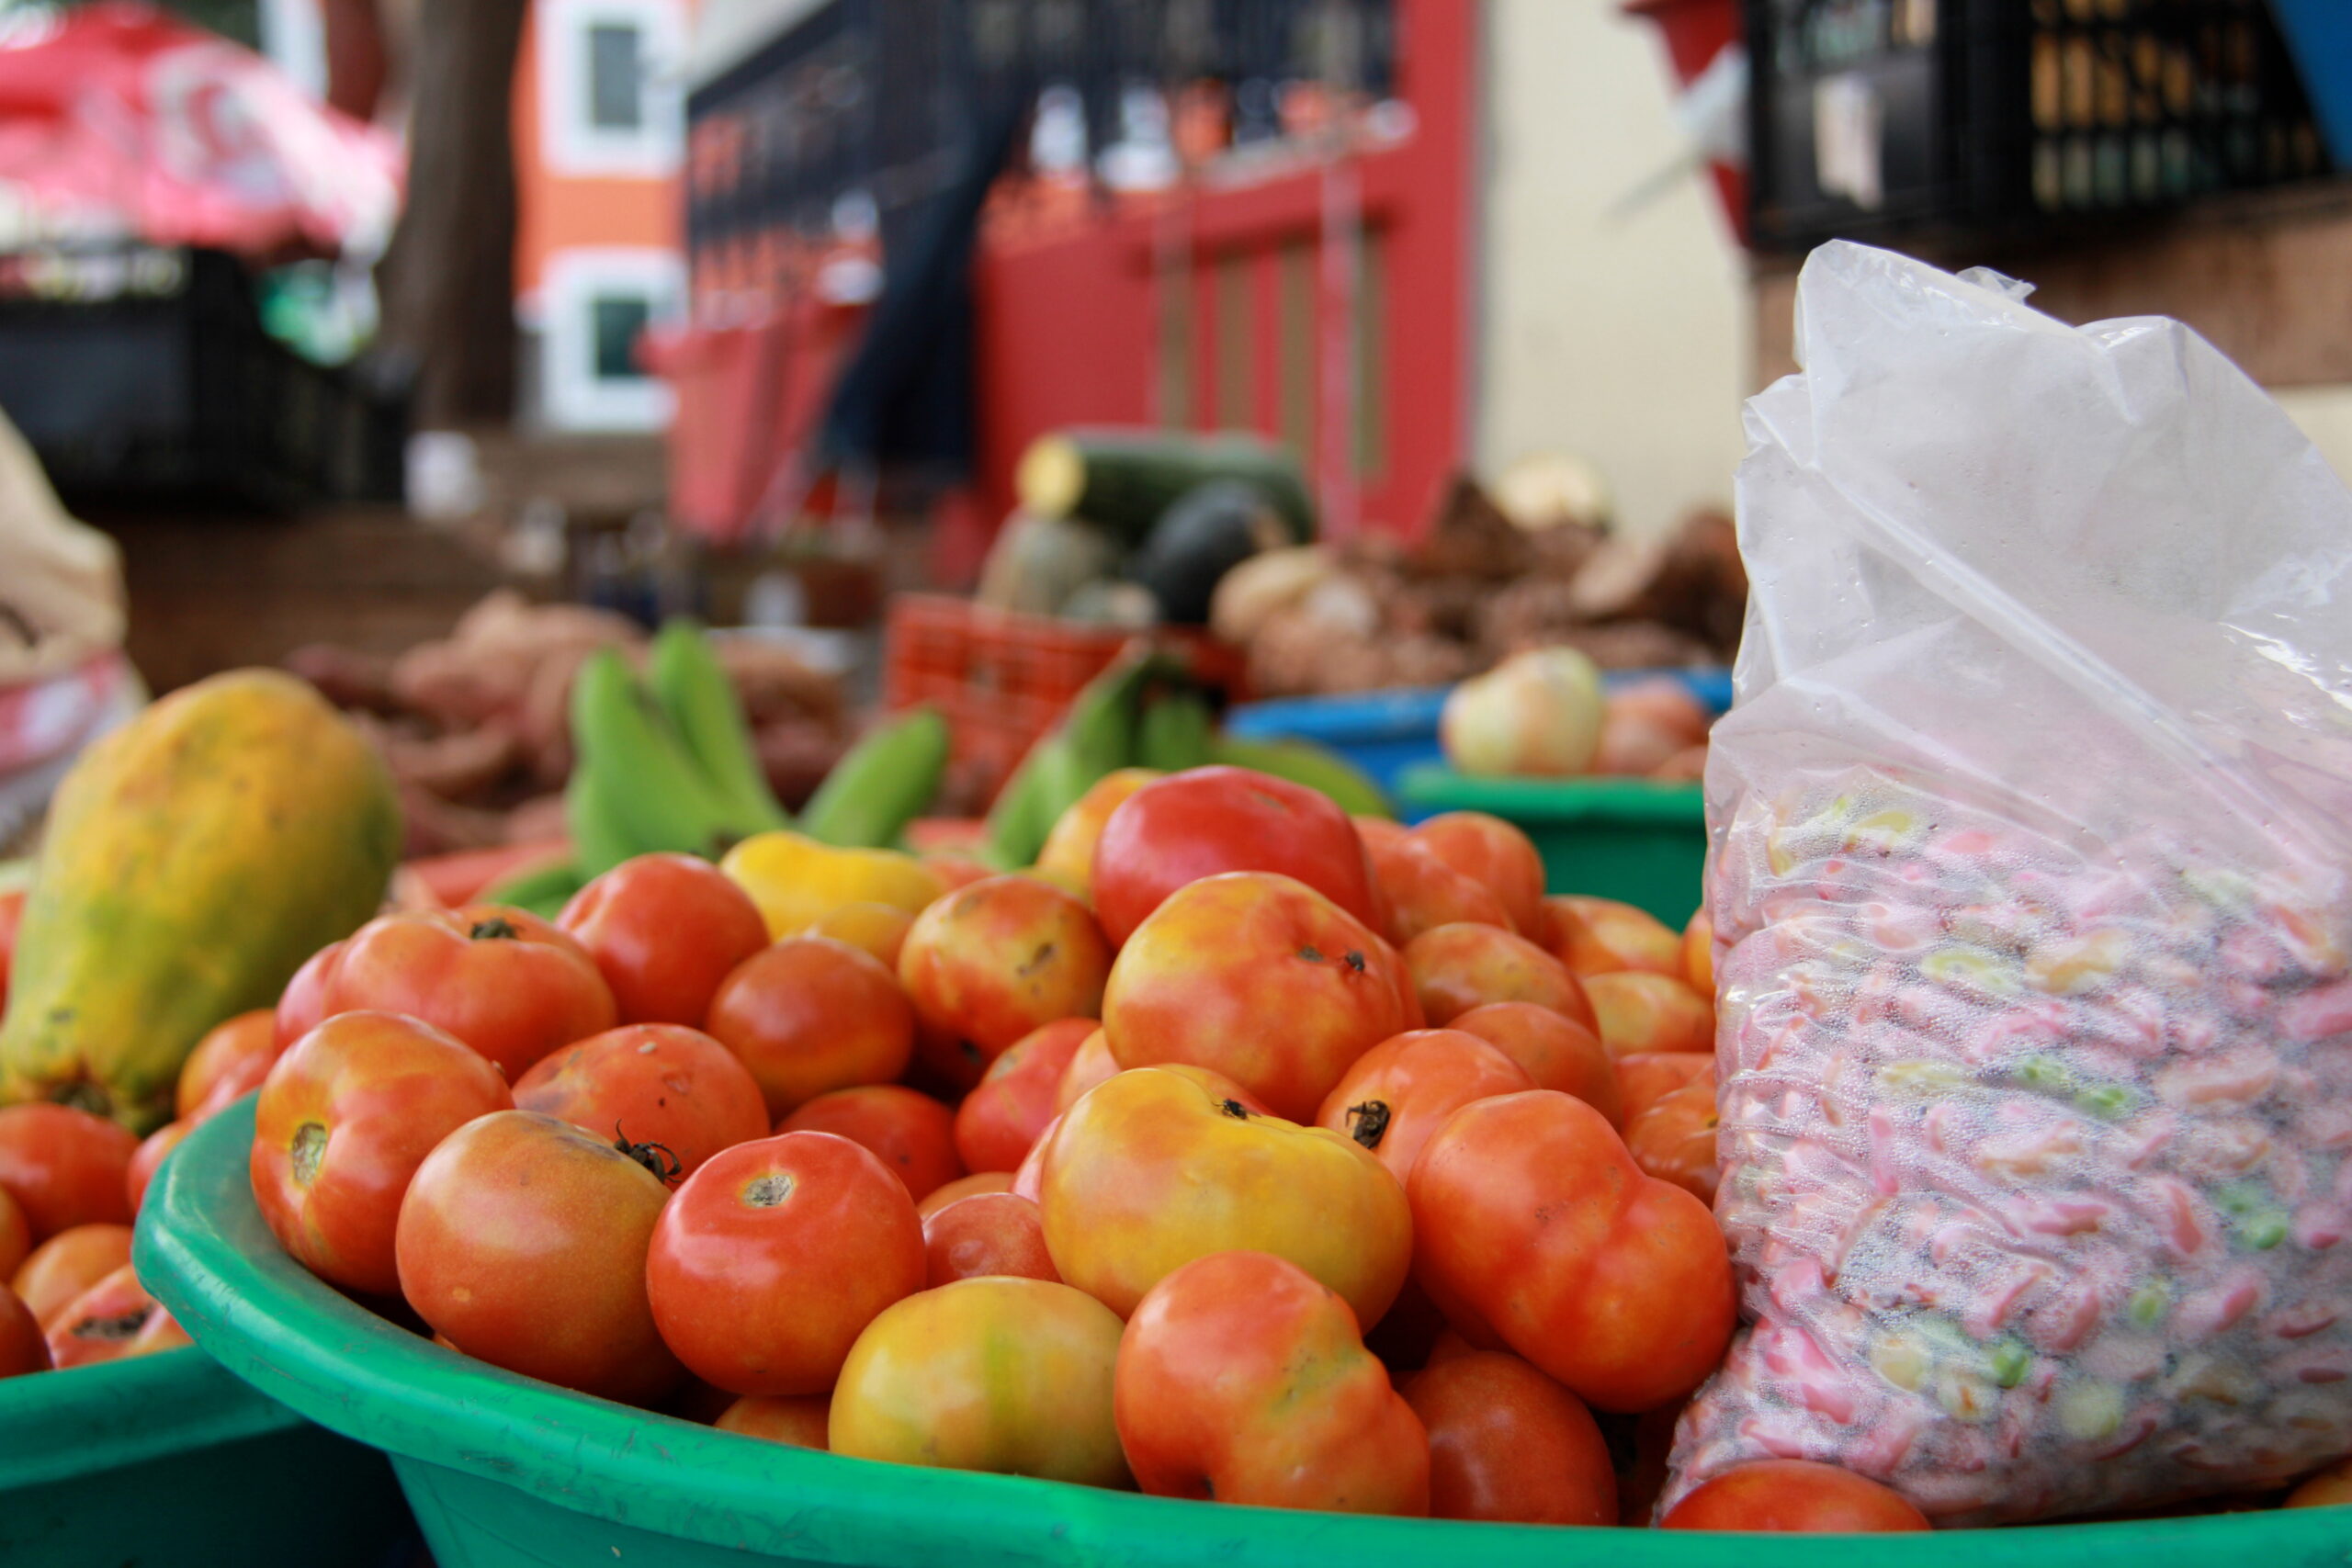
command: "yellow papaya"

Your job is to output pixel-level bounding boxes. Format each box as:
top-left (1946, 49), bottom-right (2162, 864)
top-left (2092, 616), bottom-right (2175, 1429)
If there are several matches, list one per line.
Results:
top-left (0, 669), bottom-right (401, 1129)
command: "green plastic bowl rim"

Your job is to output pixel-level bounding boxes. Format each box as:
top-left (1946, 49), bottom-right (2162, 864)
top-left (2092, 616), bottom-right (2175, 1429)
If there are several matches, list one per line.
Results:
top-left (136, 1100), bottom-right (2352, 1567)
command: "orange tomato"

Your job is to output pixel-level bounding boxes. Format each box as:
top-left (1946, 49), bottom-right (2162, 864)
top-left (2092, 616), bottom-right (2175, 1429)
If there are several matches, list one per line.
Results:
top-left (898, 875), bottom-right (1113, 1089)
top-left (2289, 1456), bottom-right (2352, 1507)
top-left (716, 1393), bottom-right (831, 1448)
top-left (953, 1017), bottom-right (1094, 1174)
top-left (1448, 1001), bottom-right (1621, 1124)
top-left (1617, 1052), bottom-right (1715, 1126)
top-left (1408, 1090), bottom-right (1733, 1412)
top-left (1315, 1030), bottom-right (1536, 1181)
top-left (1037, 1065), bottom-right (1409, 1325)
top-left (1585, 971), bottom-right (1714, 1056)
top-left (1682, 909), bottom-right (1715, 995)
top-left (0, 1186), bottom-right (28, 1281)
top-left (11, 1224), bottom-right (131, 1328)
top-left (1115, 1250), bottom-right (1428, 1514)
top-left (273, 941), bottom-right (345, 1049)
top-left (922, 1190), bottom-right (1061, 1287)
top-left (253, 1010), bottom-right (515, 1297)
top-left (1541, 896), bottom-right (1684, 978)
top-left (647, 1131), bottom-right (924, 1397)
top-left (1401, 1349), bottom-right (1615, 1525)
top-left (126, 1120), bottom-right (193, 1214)
top-left (1402, 923), bottom-right (1593, 1030)
top-left (1102, 871), bottom-right (1411, 1122)
top-left (1407, 814), bottom-right (1545, 934)
top-left (1035, 768), bottom-right (1161, 892)
top-left (557, 853), bottom-right (771, 1027)
top-left (831, 1277), bottom-right (1130, 1486)
top-left (44, 1263), bottom-right (191, 1369)
top-left (916, 1170), bottom-right (1012, 1219)
top-left (778, 1085), bottom-right (963, 1203)
top-left (1661, 1460), bottom-right (1930, 1531)
top-left (513, 1023), bottom-right (768, 1178)
top-left (0, 1104), bottom-right (137, 1240)
top-left (705, 938), bottom-right (915, 1119)
top-left (0, 1284), bottom-right (46, 1378)
top-left (326, 906), bottom-right (618, 1080)
top-left (1052, 1028), bottom-right (1119, 1114)
top-left (1625, 1079), bottom-right (1719, 1203)
top-left (175, 1010), bottom-right (278, 1121)
top-left (1366, 836), bottom-right (1517, 945)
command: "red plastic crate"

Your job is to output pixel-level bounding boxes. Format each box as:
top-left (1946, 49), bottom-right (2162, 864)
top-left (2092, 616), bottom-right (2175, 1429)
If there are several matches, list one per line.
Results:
top-left (883, 595), bottom-right (1247, 806)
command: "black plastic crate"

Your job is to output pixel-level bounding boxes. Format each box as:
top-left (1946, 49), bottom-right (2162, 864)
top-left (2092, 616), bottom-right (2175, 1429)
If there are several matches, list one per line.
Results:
top-left (0, 247), bottom-right (405, 511)
top-left (1747, 0), bottom-right (2333, 254)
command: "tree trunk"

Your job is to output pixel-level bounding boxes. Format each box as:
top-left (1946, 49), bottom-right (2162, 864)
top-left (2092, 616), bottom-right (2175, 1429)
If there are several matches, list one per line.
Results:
top-left (321, 0), bottom-right (389, 123)
top-left (374, 0), bottom-right (527, 429)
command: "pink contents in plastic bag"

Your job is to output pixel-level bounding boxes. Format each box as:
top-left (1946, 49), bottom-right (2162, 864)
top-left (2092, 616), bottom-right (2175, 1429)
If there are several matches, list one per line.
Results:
top-left (1669, 243), bottom-right (2352, 1525)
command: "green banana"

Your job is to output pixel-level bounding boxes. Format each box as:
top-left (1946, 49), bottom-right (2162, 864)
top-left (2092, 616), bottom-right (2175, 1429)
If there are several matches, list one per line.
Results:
top-left (981, 728), bottom-right (1064, 871)
top-left (1211, 734), bottom-right (1394, 818)
top-left (565, 764), bottom-right (639, 877)
top-left (569, 649), bottom-right (746, 860)
top-left (797, 705), bottom-right (951, 850)
top-left (480, 858), bottom-right (588, 920)
top-left (649, 620), bottom-right (789, 833)
top-left (1136, 687), bottom-right (1216, 773)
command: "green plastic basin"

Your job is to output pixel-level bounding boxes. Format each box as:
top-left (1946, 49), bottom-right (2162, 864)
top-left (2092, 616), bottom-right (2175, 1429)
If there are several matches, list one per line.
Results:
top-left (1396, 768), bottom-right (1708, 928)
top-left (0, 1335), bottom-right (410, 1564)
top-left (140, 1100), bottom-right (2352, 1565)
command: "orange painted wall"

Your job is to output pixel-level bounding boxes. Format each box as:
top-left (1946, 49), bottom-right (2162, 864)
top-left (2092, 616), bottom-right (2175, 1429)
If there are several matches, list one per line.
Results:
top-left (510, 3), bottom-right (688, 304)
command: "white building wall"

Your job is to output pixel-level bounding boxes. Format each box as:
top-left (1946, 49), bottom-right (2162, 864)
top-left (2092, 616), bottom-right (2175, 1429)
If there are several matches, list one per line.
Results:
top-left (1475, 0), bottom-right (1751, 539)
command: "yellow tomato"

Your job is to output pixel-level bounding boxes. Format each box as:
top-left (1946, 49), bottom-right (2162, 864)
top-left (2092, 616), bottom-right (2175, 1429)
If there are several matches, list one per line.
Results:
top-left (828, 1277), bottom-right (1129, 1487)
top-left (720, 831), bottom-right (946, 941)
top-left (1035, 768), bottom-right (1162, 892)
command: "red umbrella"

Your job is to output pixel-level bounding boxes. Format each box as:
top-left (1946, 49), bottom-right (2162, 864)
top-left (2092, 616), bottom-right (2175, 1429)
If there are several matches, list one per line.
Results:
top-left (0, 2), bottom-right (401, 258)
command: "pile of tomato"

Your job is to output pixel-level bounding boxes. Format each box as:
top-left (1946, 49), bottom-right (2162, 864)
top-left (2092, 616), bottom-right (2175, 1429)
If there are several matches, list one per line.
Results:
top-left (4, 764), bottom-right (1937, 1528)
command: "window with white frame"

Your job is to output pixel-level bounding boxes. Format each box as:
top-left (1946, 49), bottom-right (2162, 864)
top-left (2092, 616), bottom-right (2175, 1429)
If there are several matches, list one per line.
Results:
top-left (540, 0), bottom-right (684, 178)
top-left (536, 247), bottom-right (684, 432)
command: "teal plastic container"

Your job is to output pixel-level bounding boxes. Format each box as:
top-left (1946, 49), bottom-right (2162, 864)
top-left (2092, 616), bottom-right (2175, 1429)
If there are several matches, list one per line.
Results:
top-left (1396, 767), bottom-right (1708, 928)
top-left (142, 1102), bottom-right (2352, 1567)
top-left (0, 1338), bottom-right (411, 1565)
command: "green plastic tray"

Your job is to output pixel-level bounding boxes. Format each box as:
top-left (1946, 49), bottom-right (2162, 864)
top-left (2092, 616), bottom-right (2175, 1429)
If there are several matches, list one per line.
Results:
top-left (140, 1100), bottom-right (2352, 1566)
top-left (1396, 768), bottom-right (1708, 929)
top-left (0, 1337), bottom-right (411, 1565)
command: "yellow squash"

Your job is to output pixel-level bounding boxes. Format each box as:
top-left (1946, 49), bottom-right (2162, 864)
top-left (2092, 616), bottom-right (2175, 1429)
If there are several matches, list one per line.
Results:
top-left (720, 830), bottom-right (945, 941)
top-left (0, 670), bottom-right (401, 1128)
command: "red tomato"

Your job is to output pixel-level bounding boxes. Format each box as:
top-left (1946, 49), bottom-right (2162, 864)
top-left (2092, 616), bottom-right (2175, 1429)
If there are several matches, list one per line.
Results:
top-left (513, 1024), bottom-right (767, 1178)
top-left (0, 1187), bottom-right (28, 1280)
top-left (716, 1393), bottom-right (831, 1448)
top-left (274, 941), bottom-right (347, 1049)
top-left (1366, 835), bottom-right (1517, 946)
top-left (777, 1085), bottom-right (962, 1202)
top-left (176, 1009), bottom-right (279, 1121)
top-left (327, 906), bottom-right (617, 1079)
top-left (1661, 1461), bottom-right (1930, 1531)
top-left (557, 853), bottom-right (771, 1027)
top-left (1053, 1028), bottom-right (1119, 1114)
top-left (705, 938), bottom-right (914, 1119)
top-left (1407, 814), bottom-right (1546, 935)
top-left (126, 1120), bottom-right (193, 1214)
top-left (916, 1169), bottom-right (1012, 1219)
top-left (253, 1011), bottom-right (515, 1296)
top-left (1091, 766), bottom-right (1384, 947)
top-left (0, 886), bottom-right (22, 1012)
top-left (1102, 871), bottom-right (1413, 1122)
top-left (0, 1283), bottom-right (47, 1378)
top-left (11, 1224), bottom-right (131, 1327)
top-left (953, 1018), bottom-right (1094, 1173)
top-left (1402, 923), bottom-right (1594, 1029)
top-left (1450, 1001), bottom-right (1621, 1124)
top-left (646, 1131), bottom-right (924, 1396)
top-left (898, 875), bottom-right (1112, 1089)
top-left (0, 1104), bottom-right (137, 1240)
top-left (1401, 1349), bottom-right (1615, 1525)
top-left (44, 1263), bottom-right (191, 1369)
top-left (922, 1190), bottom-right (1060, 1288)
top-left (1625, 1079), bottom-right (1719, 1203)
top-left (1114, 1250), bottom-right (1430, 1514)
top-left (1615, 1052), bottom-right (1714, 1127)
top-left (1315, 1030), bottom-right (1537, 1180)
top-left (396, 1111), bottom-right (682, 1404)
top-left (1408, 1090), bottom-right (1733, 1413)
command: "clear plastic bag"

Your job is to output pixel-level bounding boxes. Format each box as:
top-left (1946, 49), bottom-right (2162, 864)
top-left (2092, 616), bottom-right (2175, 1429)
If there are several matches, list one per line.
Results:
top-left (1669, 243), bottom-right (2352, 1524)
